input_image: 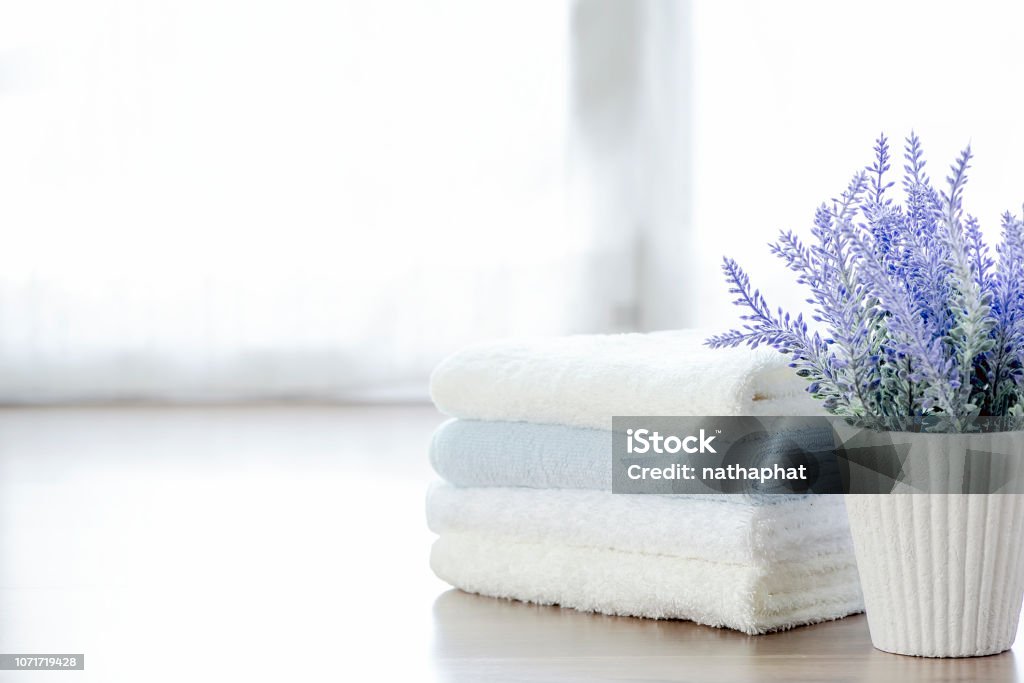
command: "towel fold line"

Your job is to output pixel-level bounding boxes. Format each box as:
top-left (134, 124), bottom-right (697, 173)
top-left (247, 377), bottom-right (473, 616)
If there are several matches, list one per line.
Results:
top-left (427, 482), bottom-right (855, 566)
top-left (431, 532), bottom-right (864, 634)
top-left (430, 330), bottom-right (825, 430)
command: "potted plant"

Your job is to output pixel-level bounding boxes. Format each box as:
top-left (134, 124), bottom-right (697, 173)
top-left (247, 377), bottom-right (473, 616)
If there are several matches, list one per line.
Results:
top-left (707, 133), bottom-right (1024, 657)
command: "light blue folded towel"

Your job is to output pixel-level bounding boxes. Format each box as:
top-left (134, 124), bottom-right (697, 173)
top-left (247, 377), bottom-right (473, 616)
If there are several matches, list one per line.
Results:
top-left (430, 418), bottom-right (840, 498)
top-left (430, 419), bottom-right (611, 490)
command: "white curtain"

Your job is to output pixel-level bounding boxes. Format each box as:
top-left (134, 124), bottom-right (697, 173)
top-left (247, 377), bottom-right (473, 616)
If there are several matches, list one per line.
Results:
top-left (13, 1), bottom-right (1022, 402)
top-left (569, 0), bottom-right (694, 332)
top-left (0, 1), bottom-right (692, 402)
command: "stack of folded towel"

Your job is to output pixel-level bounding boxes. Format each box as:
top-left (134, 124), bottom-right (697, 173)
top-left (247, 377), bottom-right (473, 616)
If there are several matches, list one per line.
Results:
top-left (427, 330), bottom-right (864, 634)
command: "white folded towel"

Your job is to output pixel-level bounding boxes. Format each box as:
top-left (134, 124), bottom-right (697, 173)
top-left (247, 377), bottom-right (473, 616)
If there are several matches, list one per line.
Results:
top-left (427, 482), bottom-right (855, 565)
top-left (426, 330), bottom-right (856, 633)
top-left (426, 484), bottom-right (864, 633)
top-left (431, 532), bottom-right (863, 634)
top-left (429, 330), bottom-right (823, 429)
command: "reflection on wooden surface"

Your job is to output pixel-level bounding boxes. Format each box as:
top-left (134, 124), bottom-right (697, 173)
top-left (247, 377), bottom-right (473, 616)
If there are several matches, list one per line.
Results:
top-left (432, 589), bottom-right (1021, 682)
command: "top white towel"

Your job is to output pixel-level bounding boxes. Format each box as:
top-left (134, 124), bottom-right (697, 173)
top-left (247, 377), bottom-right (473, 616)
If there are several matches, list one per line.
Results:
top-left (430, 330), bottom-right (824, 429)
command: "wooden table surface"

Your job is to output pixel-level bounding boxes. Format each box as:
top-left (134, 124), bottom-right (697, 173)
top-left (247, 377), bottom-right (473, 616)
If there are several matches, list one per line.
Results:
top-left (433, 589), bottom-right (1021, 682)
top-left (0, 405), bottom-right (1020, 682)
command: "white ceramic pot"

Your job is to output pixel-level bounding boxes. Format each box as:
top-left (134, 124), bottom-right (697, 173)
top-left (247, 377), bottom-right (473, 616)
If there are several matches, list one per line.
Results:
top-left (844, 430), bottom-right (1024, 657)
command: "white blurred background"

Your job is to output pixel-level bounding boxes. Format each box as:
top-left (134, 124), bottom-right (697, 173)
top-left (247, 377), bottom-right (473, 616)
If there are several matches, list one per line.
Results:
top-left (1, 0), bottom-right (1023, 403)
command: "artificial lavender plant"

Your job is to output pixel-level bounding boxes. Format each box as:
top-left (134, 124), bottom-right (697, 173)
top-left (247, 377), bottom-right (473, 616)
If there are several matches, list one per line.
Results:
top-left (706, 133), bottom-right (1024, 431)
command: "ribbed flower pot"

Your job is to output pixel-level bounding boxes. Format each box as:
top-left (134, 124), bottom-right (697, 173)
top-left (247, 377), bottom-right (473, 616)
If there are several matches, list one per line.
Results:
top-left (845, 431), bottom-right (1024, 657)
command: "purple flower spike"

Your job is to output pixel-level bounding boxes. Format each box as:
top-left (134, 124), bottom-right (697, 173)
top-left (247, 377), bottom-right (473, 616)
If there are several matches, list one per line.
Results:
top-left (707, 134), bottom-right (1023, 432)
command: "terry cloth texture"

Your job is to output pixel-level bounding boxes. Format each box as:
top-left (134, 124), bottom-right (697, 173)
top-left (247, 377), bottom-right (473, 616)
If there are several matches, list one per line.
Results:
top-left (429, 419), bottom-right (612, 490)
top-left (429, 329), bottom-right (824, 430)
top-left (429, 418), bottom-right (837, 493)
top-left (425, 482), bottom-right (855, 565)
top-left (430, 532), bottom-right (864, 635)
top-left (426, 329), bottom-right (861, 634)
